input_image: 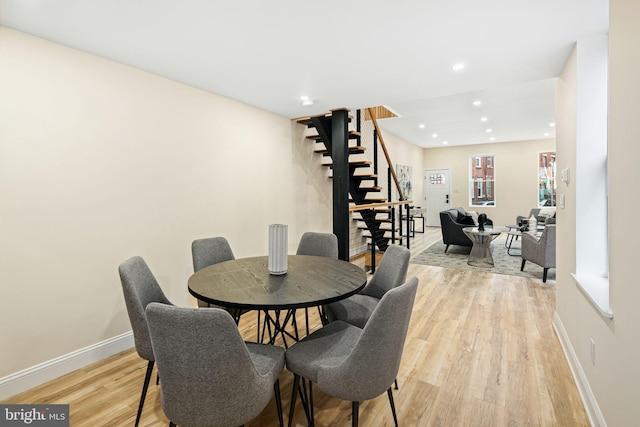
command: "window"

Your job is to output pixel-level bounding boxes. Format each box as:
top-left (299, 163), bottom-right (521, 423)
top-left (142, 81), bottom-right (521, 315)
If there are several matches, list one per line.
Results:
top-left (572, 34), bottom-right (611, 318)
top-left (469, 155), bottom-right (495, 206)
top-left (538, 152), bottom-right (556, 206)
top-left (430, 174), bottom-right (445, 185)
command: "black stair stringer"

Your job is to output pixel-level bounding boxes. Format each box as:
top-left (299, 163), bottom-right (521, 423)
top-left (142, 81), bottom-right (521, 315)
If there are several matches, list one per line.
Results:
top-left (359, 209), bottom-right (390, 252)
top-left (303, 111), bottom-right (391, 253)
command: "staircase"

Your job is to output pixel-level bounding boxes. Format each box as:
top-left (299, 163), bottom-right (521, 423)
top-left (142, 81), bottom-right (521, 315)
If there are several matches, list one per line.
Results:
top-left (296, 108), bottom-right (404, 255)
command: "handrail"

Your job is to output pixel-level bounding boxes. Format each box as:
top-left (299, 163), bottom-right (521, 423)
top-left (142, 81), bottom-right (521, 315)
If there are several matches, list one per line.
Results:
top-left (349, 200), bottom-right (413, 212)
top-left (366, 108), bottom-right (406, 201)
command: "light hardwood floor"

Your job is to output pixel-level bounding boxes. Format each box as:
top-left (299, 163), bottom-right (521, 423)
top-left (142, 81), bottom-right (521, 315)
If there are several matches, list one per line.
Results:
top-left (2, 228), bottom-right (589, 426)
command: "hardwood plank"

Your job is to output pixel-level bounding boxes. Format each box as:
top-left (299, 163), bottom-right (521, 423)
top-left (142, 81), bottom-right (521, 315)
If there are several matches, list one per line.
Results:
top-left (2, 227), bottom-right (589, 426)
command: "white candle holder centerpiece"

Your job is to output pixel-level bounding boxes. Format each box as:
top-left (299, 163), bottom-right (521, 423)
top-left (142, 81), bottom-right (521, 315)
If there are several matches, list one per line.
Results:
top-left (268, 224), bottom-right (288, 275)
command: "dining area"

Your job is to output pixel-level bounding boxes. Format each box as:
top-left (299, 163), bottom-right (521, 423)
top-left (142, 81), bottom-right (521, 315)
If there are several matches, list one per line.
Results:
top-left (2, 227), bottom-right (593, 426)
top-left (119, 229), bottom-right (416, 427)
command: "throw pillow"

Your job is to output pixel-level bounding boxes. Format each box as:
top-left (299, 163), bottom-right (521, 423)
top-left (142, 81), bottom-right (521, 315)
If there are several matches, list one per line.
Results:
top-left (466, 210), bottom-right (479, 226)
top-left (460, 216), bottom-right (475, 225)
top-left (518, 218), bottom-right (529, 231)
top-left (538, 207), bottom-right (556, 217)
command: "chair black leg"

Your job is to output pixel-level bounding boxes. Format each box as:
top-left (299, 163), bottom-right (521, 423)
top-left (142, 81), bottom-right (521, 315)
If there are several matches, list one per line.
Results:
top-left (257, 310), bottom-right (262, 342)
top-left (136, 360), bottom-right (154, 427)
top-left (290, 310), bottom-right (300, 342)
top-left (274, 379), bottom-right (284, 427)
top-left (543, 268), bottom-right (548, 283)
top-left (169, 422), bottom-right (175, 427)
top-left (352, 401), bottom-right (359, 427)
top-left (394, 378), bottom-right (399, 390)
top-left (318, 305), bottom-right (328, 326)
top-left (444, 244), bottom-right (450, 254)
top-left (387, 387), bottom-right (398, 427)
top-left (287, 374), bottom-right (299, 427)
top-left (305, 307), bottom-right (310, 336)
top-left (307, 380), bottom-right (314, 426)
top-left (520, 259), bottom-right (526, 271)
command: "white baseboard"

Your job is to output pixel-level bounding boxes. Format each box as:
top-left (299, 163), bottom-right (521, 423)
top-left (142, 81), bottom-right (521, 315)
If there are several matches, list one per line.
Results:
top-left (0, 332), bottom-right (134, 401)
top-left (552, 312), bottom-right (607, 427)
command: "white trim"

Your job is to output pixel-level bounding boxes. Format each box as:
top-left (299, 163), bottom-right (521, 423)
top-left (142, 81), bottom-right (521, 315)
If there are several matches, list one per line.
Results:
top-left (572, 273), bottom-right (613, 318)
top-left (553, 312), bottom-right (608, 427)
top-left (0, 332), bottom-right (134, 401)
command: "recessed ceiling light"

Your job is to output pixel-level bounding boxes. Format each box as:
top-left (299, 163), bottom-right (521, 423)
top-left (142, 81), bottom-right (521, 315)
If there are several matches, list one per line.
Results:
top-left (549, 122), bottom-right (556, 127)
top-left (443, 141), bottom-right (449, 145)
top-left (472, 100), bottom-right (482, 107)
top-left (418, 124), bottom-right (425, 129)
top-left (480, 117), bottom-right (488, 122)
top-left (489, 137), bottom-right (495, 141)
top-left (544, 132), bottom-right (550, 137)
top-left (486, 128), bottom-right (493, 133)
top-left (300, 95), bottom-right (314, 106)
top-left (451, 63), bottom-right (466, 72)
top-left (432, 133), bottom-right (438, 138)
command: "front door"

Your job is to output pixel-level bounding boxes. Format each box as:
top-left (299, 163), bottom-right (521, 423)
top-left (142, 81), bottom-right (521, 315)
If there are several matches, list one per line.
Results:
top-left (424, 168), bottom-right (451, 226)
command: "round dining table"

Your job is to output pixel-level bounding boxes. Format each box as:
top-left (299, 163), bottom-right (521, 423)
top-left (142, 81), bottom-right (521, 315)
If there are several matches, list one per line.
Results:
top-left (188, 255), bottom-right (367, 345)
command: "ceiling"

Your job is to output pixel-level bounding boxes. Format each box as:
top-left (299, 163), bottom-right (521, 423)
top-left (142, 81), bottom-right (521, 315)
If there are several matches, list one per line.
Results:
top-left (0, 0), bottom-right (608, 148)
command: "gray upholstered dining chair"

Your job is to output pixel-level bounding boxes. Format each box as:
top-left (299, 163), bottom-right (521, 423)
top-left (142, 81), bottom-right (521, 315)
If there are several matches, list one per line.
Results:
top-left (296, 231), bottom-right (339, 259)
top-left (521, 222), bottom-right (556, 282)
top-left (295, 231), bottom-right (339, 333)
top-left (285, 277), bottom-right (419, 427)
top-left (325, 244), bottom-right (410, 328)
top-left (146, 303), bottom-right (285, 427)
top-left (191, 236), bottom-right (236, 273)
top-left (191, 236), bottom-right (246, 318)
top-left (118, 256), bottom-right (173, 427)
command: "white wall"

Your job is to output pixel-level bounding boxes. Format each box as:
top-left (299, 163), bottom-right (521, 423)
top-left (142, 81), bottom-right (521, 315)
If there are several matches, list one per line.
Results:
top-left (0, 27), bottom-right (424, 387)
top-left (422, 139), bottom-right (556, 226)
top-left (554, 0), bottom-right (640, 425)
top-left (0, 28), bottom-right (331, 378)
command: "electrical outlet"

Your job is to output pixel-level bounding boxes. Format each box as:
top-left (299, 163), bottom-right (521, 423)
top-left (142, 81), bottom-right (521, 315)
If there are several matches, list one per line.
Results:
top-left (590, 339), bottom-right (596, 366)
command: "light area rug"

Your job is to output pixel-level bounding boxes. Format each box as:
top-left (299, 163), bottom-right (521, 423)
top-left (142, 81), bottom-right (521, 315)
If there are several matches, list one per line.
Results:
top-left (411, 235), bottom-right (555, 282)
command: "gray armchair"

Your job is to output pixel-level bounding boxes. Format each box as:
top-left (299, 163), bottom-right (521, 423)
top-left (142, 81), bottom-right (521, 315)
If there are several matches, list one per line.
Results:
top-left (146, 303), bottom-right (285, 427)
top-left (521, 223), bottom-right (556, 282)
top-left (324, 244), bottom-right (410, 328)
top-left (118, 256), bottom-right (173, 427)
top-left (516, 208), bottom-right (556, 230)
top-left (440, 208), bottom-right (493, 253)
top-left (285, 277), bottom-right (419, 427)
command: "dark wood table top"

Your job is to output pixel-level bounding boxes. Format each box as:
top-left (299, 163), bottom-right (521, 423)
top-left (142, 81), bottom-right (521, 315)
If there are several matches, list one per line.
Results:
top-left (188, 255), bottom-right (367, 311)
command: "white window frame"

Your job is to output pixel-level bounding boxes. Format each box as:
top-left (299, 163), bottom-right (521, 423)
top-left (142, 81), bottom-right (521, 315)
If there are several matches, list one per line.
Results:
top-left (572, 34), bottom-right (611, 318)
